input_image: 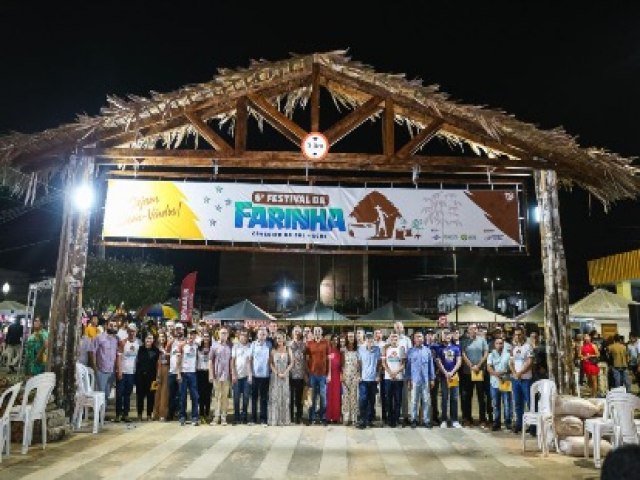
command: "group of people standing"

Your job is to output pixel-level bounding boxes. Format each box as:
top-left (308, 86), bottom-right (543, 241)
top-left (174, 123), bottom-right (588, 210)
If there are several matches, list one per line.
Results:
top-left (82, 315), bottom-right (549, 434)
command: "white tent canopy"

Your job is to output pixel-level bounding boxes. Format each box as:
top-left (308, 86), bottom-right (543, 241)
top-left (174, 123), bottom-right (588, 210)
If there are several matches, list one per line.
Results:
top-left (446, 303), bottom-right (509, 324)
top-left (0, 300), bottom-right (27, 315)
top-left (569, 288), bottom-right (638, 337)
top-left (514, 302), bottom-right (544, 324)
top-left (203, 299), bottom-right (276, 322)
top-left (286, 301), bottom-right (348, 322)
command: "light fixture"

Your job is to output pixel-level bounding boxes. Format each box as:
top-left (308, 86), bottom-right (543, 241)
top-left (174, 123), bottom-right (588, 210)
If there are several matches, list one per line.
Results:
top-left (281, 286), bottom-right (291, 300)
top-left (73, 183), bottom-right (95, 211)
top-left (2, 282), bottom-right (9, 295)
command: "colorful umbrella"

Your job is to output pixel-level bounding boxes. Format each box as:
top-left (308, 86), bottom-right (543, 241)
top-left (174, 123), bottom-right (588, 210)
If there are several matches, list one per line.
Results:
top-left (138, 303), bottom-right (178, 319)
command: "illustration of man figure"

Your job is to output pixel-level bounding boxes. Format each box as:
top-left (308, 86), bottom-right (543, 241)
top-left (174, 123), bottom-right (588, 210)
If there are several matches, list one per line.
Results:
top-left (374, 205), bottom-right (389, 237)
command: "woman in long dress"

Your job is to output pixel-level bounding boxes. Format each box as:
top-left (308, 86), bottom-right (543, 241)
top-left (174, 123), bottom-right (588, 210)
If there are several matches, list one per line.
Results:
top-left (268, 332), bottom-right (293, 426)
top-left (341, 332), bottom-right (359, 425)
top-left (153, 332), bottom-right (170, 420)
top-left (580, 333), bottom-right (600, 398)
top-left (326, 334), bottom-right (343, 423)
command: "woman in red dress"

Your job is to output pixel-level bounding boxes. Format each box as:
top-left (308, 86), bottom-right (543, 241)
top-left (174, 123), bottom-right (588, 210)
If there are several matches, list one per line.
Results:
top-left (580, 333), bottom-right (600, 398)
top-left (325, 334), bottom-right (343, 423)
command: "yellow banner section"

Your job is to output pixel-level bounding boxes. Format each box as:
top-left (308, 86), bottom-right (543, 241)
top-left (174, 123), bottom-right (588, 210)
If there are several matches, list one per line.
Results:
top-left (102, 180), bottom-right (204, 239)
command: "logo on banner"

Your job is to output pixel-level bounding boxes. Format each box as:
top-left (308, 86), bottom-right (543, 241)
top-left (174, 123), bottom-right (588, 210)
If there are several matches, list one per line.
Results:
top-left (348, 191), bottom-right (415, 241)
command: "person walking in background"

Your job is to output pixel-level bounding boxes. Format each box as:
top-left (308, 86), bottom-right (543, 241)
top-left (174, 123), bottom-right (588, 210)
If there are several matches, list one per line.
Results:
top-left (135, 333), bottom-right (159, 421)
top-left (326, 334), bottom-right (343, 423)
top-left (209, 327), bottom-right (232, 425)
top-left (580, 333), bottom-right (600, 398)
top-left (4, 316), bottom-right (23, 373)
top-left (24, 316), bottom-right (48, 376)
top-left (268, 332), bottom-right (293, 426)
top-left (153, 331), bottom-right (170, 421)
top-left (197, 331), bottom-right (214, 422)
top-left (288, 325), bottom-right (306, 424)
top-left (306, 326), bottom-right (330, 426)
top-left (341, 331), bottom-right (359, 426)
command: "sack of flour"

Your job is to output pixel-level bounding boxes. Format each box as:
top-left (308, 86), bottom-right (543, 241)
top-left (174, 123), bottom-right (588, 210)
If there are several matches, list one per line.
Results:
top-left (559, 435), bottom-right (612, 457)
top-left (554, 415), bottom-right (584, 437)
top-left (555, 395), bottom-right (600, 418)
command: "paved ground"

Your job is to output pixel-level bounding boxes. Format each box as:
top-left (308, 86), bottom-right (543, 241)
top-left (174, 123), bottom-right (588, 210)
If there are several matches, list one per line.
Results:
top-left (1, 414), bottom-right (602, 480)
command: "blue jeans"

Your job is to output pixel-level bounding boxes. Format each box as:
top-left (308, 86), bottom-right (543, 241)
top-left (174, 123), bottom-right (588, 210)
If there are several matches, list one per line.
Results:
top-left (440, 377), bottom-right (459, 423)
top-left (358, 380), bottom-right (377, 425)
top-left (251, 376), bottom-right (269, 424)
top-left (384, 379), bottom-right (403, 426)
top-left (116, 373), bottom-right (135, 417)
top-left (512, 378), bottom-right (531, 429)
top-left (410, 382), bottom-right (431, 425)
top-left (233, 377), bottom-right (251, 422)
top-left (168, 373), bottom-right (180, 419)
top-left (95, 370), bottom-right (115, 405)
top-left (180, 371), bottom-right (200, 421)
top-left (309, 375), bottom-right (327, 422)
top-left (490, 386), bottom-right (512, 427)
top-left (612, 367), bottom-right (632, 392)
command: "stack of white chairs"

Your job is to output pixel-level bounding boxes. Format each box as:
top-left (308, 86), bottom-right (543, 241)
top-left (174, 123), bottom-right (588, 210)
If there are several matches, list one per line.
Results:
top-left (72, 362), bottom-right (105, 434)
top-left (583, 386), bottom-right (625, 468)
top-left (0, 383), bottom-right (22, 462)
top-left (521, 379), bottom-right (559, 456)
top-left (608, 391), bottom-right (640, 449)
top-left (9, 372), bottom-right (56, 454)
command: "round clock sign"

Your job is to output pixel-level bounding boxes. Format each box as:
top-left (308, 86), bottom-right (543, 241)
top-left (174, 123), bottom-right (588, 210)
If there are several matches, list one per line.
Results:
top-left (301, 132), bottom-right (329, 160)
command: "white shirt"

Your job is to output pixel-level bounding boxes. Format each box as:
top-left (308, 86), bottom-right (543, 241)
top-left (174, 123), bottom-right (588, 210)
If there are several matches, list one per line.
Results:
top-left (169, 340), bottom-right (182, 374)
top-left (232, 342), bottom-right (252, 379)
top-left (121, 339), bottom-right (140, 375)
top-left (384, 345), bottom-right (406, 380)
top-left (181, 342), bottom-right (198, 373)
top-left (511, 343), bottom-right (533, 379)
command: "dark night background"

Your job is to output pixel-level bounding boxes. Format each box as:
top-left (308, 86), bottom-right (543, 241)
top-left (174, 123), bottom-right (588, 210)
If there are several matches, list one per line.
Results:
top-left (0, 1), bottom-right (638, 307)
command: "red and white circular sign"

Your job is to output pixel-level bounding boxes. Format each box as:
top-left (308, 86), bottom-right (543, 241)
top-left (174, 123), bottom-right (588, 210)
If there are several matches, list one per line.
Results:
top-left (301, 132), bottom-right (329, 160)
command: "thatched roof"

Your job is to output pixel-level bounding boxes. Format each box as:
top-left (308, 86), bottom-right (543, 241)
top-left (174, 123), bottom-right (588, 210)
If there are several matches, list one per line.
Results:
top-left (1, 50), bottom-right (638, 205)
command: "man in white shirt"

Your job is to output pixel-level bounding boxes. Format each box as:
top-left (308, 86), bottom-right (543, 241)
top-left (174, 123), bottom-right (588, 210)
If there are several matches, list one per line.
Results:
top-left (509, 326), bottom-right (533, 434)
top-left (231, 329), bottom-right (252, 424)
top-left (115, 323), bottom-right (140, 423)
top-left (394, 321), bottom-right (412, 425)
top-left (383, 332), bottom-right (406, 428)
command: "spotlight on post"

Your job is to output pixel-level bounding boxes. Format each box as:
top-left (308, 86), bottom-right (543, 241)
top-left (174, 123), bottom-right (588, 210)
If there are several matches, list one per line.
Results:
top-left (281, 286), bottom-right (291, 300)
top-left (73, 183), bottom-right (95, 211)
top-left (2, 282), bottom-right (9, 295)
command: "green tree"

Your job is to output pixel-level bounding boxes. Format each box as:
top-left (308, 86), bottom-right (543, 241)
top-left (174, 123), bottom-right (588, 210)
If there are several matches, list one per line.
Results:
top-left (83, 256), bottom-right (174, 314)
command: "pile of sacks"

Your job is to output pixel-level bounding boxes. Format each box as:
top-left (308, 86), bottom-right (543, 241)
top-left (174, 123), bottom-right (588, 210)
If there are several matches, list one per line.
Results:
top-left (554, 395), bottom-right (612, 457)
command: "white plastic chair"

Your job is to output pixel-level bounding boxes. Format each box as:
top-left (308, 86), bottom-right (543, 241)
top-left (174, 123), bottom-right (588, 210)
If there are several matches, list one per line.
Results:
top-left (72, 362), bottom-right (105, 434)
top-left (583, 387), bottom-right (625, 468)
top-left (0, 383), bottom-right (22, 462)
top-left (609, 391), bottom-right (640, 448)
top-left (522, 379), bottom-right (559, 456)
top-left (9, 372), bottom-right (56, 454)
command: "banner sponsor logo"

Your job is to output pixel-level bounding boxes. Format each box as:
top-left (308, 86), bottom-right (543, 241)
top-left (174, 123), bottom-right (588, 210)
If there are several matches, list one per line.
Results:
top-left (102, 180), bottom-right (522, 248)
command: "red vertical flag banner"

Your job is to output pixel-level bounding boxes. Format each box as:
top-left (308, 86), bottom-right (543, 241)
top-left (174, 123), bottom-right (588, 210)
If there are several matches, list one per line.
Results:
top-left (179, 271), bottom-right (197, 324)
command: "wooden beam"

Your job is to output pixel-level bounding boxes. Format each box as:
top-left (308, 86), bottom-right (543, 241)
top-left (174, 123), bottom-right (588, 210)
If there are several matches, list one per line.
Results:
top-left (247, 93), bottom-right (308, 146)
top-left (383, 98), bottom-right (395, 157)
top-left (396, 118), bottom-right (444, 158)
top-left (107, 169), bottom-right (527, 185)
top-left (311, 63), bottom-right (320, 132)
top-left (323, 95), bottom-right (384, 146)
top-left (100, 240), bottom-right (527, 256)
top-left (184, 111), bottom-right (234, 154)
top-left (235, 97), bottom-right (248, 154)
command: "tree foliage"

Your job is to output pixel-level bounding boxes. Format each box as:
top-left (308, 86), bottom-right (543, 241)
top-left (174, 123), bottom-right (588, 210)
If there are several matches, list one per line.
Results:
top-left (83, 255), bottom-right (174, 314)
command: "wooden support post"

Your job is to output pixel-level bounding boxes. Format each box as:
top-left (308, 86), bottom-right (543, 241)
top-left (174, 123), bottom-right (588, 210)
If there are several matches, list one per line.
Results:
top-left (534, 169), bottom-right (574, 395)
top-left (48, 155), bottom-right (93, 415)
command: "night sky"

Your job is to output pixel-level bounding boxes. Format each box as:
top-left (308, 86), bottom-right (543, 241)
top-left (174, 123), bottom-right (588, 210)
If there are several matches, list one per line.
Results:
top-left (0, 2), bottom-right (638, 303)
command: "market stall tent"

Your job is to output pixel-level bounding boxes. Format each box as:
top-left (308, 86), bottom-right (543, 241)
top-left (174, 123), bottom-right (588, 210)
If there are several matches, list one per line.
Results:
top-left (569, 288), bottom-right (638, 338)
top-left (357, 301), bottom-right (428, 327)
top-left (203, 299), bottom-right (276, 327)
top-left (446, 303), bottom-right (509, 325)
top-left (514, 302), bottom-right (544, 326)
top-left (286, 301), bottom-right (348, 325)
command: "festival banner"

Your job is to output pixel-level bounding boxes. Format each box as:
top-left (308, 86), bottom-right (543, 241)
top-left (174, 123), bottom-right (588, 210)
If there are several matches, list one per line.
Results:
top-left (102, 180), bottom-right (522, 248)
top-left (179, 271), bottom-right (197, 324)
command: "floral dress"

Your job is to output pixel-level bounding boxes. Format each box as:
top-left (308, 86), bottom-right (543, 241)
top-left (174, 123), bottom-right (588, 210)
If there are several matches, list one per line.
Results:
top-left (268, 349), bottom-right (291, 426)
top-left (342, 349), bottom-right (359, 424)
